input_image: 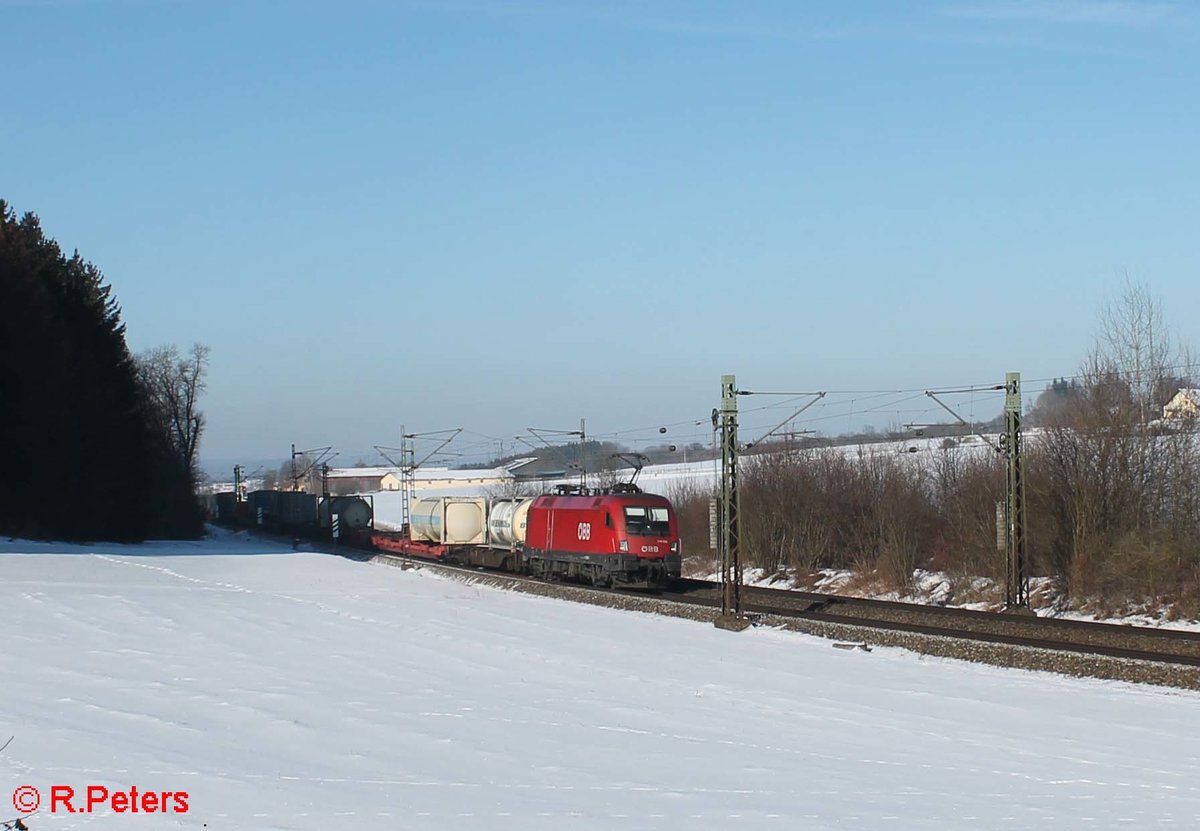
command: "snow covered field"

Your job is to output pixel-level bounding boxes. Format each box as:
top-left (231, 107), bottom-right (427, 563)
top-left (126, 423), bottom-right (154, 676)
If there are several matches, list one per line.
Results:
top-left (4, 531), bottom-right (1199, 830)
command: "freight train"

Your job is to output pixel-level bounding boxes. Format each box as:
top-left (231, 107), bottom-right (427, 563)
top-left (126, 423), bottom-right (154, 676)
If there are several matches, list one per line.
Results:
top-left (212, 483), bottom-right (681, 590)
top-left (212, 489), bottom-right (375, 538)
top-left (374, 485), bottom-right (681, 588)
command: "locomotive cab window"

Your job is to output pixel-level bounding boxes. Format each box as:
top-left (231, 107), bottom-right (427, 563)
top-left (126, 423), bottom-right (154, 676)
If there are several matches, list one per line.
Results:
top-left (623, 506), bottom-right (670, 536)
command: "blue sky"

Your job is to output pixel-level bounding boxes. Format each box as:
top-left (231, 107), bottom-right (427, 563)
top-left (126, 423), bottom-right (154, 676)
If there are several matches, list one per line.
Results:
top-left (4, 0), bottom-right (1198, 467)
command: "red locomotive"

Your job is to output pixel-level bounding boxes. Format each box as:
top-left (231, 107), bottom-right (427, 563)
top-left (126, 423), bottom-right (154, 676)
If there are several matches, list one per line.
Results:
top-left (372, 484), bottom-right (681, 589)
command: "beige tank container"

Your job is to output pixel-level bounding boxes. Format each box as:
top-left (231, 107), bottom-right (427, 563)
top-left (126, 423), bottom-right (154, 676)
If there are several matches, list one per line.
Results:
top-left (410, 497), bottom-right (487, 545)
top-left (487, 498), bottom-right (534, 548)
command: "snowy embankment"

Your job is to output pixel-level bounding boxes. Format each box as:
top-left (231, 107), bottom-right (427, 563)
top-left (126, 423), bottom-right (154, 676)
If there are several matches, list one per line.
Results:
top-left (4, 530), bottom-right (1198, 830)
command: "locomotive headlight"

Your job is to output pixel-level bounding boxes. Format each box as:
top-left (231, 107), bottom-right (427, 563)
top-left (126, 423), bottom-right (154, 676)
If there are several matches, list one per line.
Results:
top-left (618, 540), bottom-right (629, 553)
top-left (670, 541), bottom-right (679, 554)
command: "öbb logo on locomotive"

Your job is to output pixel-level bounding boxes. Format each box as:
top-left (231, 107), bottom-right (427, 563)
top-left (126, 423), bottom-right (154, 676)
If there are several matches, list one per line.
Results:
top-left (216, 484), bottom-right (683, 590)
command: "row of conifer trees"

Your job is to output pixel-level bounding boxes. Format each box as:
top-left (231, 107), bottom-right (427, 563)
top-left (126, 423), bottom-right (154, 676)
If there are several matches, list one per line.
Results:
top-left (0, 200), bottom-right (203, 541)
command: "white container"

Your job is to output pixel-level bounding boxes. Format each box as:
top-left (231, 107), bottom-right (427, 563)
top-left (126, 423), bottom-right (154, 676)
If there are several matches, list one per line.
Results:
top-left (410, 497), bottom-right (486, 544)
top-left (487, 498), bottom-right (534, 548)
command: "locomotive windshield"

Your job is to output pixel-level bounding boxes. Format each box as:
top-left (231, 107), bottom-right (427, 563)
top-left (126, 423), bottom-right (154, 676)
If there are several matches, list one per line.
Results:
top-left (623, 505), bottom-right (671, 536)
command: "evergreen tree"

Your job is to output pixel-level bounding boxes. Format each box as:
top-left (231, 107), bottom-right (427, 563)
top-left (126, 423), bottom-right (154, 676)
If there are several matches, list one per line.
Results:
top-left (0, 200), bottom-right (202, 540)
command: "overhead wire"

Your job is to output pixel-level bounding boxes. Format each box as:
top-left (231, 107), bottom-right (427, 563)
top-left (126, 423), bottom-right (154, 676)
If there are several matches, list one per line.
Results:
top-left (365, 362), bottom-right (1199, 467)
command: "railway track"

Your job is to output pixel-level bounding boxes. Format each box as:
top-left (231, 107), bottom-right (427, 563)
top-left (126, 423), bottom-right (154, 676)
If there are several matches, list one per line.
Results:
top-left (667, 578), bottom-right (1200, 667)
top-left (664, 578), bottom-right (1200, 668)
top-left (229, 527), bottom-right (1200, 686)
top-left (357, 545), bottom-right (1200, 670)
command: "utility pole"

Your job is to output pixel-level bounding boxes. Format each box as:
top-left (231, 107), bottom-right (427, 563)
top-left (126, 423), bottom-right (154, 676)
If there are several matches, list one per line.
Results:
top-left (289, 444), bottom-right (336, 495)
top-left (525, 422), bottom-right (588, 491)
top-left (1002, 372), bottom-right (1028, 610)
top-left (926, 374), bottom-right (1028, 610)
top-left (400, 425), bottom-right (414, 533)
top-left (715, 374), bottom-right (749, 631)
top-left (579, 417), bottom-right (587, 491)
top-left (233, 465), bottom-right (244, 501)
top-left (375, 425), bottom-right (461, 534)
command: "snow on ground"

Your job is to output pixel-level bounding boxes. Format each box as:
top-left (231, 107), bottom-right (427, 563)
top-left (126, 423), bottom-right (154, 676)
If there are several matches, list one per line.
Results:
top-left (689, 563), bottom-right (1200, 632)
top-left (6, 531), bottom-right (1197, 829)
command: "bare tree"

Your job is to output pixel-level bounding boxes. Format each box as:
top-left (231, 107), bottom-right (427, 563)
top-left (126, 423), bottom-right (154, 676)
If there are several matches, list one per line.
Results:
top-left (137, 343), bottom-right (210, 484)
top-left (483, 478), bottom-right (538, 500)
top-left (1034, 281), bottom-right (1200, 601)
top-left (588, 454), bottom-right (627, 492)
top-left (281, 453), bottom-right (324, 492)
top-left (1095, 278), bottom-right (1176, 422)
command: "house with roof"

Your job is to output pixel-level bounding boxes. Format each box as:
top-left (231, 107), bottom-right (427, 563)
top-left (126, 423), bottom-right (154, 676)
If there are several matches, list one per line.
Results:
top-left (1163, 389), bottom-right (1200, 422)
top-left (325, 465), bottom-right (519, 494)
top-left (411, 467), bottom-right (514, 490)
top-left (326, 467), bottom-right (403, 493)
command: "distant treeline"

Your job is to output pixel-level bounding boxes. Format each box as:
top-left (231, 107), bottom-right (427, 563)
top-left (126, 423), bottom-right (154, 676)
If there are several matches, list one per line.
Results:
top-left (0, 201), bottom-right (203, 541)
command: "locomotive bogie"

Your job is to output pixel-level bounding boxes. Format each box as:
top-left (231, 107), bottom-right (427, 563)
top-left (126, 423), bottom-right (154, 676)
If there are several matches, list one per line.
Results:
top-left (522, 550), bottom-right (676, 588)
